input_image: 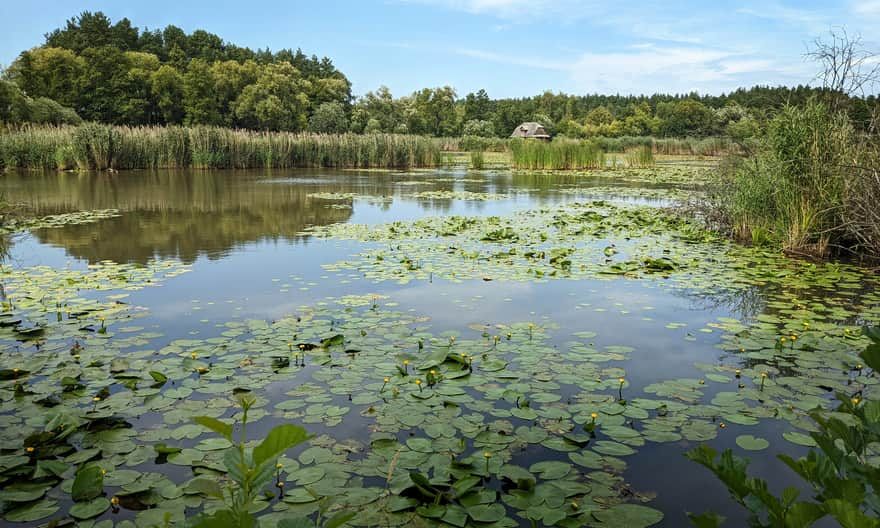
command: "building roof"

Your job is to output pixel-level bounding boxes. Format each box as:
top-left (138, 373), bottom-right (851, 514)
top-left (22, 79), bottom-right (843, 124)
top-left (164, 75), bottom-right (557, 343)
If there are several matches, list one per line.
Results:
top-left (510, 122), bottom-right (550, 139)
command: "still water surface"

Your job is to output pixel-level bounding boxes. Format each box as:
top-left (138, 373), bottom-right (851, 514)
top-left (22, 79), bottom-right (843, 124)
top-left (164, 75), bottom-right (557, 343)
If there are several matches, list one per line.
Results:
top-left (1, 168), bottom-right (860, 526)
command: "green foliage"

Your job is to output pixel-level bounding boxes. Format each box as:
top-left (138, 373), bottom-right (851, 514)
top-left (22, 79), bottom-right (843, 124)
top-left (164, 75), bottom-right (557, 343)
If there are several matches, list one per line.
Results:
top-left (686, 327), bottom-right (880, 527)
top-left (7, 12), bottom-right (879, 142)
top-left (0, 80), bottom-right (80, 125)
top-left (7, 11), bottom-right (350, 129)
top-left (188, 394), bottom-right (319, 528)
top-left (309, 102), bottom-right (349, 134)
top-left (658, 100), bottom-right (717, 137)
top-left (712, 98), bottom-right (873, 255)
top-left (461, 119), bottom-right (495, 137)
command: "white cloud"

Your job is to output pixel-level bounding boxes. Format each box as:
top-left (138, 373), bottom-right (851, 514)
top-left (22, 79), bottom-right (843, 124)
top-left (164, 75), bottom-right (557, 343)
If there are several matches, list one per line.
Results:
top-left (451, 42), bottom-right (808, 94)
top-left (852, 0), bottom-right (880, 15)
top-left (452, 48), bottom-right (570, 70)
top-left (567, 46), bottom-right (807, 94)
top-left (737, 4), bottom-right (830, 32)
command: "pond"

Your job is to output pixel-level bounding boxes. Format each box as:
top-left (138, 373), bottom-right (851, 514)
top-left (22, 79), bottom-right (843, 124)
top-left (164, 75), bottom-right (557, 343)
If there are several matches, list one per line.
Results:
top-left (0, 164), bottom-right (877, 527)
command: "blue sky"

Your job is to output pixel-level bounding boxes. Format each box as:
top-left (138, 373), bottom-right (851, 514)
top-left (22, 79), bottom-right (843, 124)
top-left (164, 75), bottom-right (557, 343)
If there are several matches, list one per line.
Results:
top-left (2, 0), bottom-right (879, 98)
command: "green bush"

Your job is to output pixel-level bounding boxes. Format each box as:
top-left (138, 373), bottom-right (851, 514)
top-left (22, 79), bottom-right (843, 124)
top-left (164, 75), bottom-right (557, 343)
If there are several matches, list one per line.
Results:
top-left (712, 98), bottom-right (863, 255)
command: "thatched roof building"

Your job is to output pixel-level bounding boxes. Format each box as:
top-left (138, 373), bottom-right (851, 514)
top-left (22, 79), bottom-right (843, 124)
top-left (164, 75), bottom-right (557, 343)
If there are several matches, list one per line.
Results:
top-left (510, 122), bottom-right (550, 140)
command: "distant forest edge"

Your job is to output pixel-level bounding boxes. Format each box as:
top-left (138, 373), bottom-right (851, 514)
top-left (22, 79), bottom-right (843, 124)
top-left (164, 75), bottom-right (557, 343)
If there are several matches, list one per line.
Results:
top-left (2, 11), bottom-right (879, 139)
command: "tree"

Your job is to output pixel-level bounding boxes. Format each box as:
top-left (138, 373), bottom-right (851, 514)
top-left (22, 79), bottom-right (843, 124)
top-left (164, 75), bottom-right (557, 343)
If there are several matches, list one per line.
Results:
top-left (407, 86), bottom-right (458, 136)
top-left (585, 106), bottom-right (614, 126)
top-left (352, 86), bottom-right (401, 133)
top-left (463, 89), bottom-right (492, 122)
top-left (660, 100), bottom-right (716, 137)
top-left (45, 11), bottom-right (138, 53)
top-left (309, 102), bottom-right (348, 133)
top-left (805, 28), bottom-right (879, 130)
top-left (151, 65), bottom-right (185, 124)
top-left (0, 78), bottom-right (79, 124)
top-left (183, 59), bottom-right (222, 125)
top-left (8, 47), bottom-right (84, 108)
top-left (119, 51), bottom-right (160, 124)
top-left (210, 60), bottom-right (260, 126)
top-left (78, 45), bottom-right (131, 123)
top-left (806, 28), bottom-right (879, 102)
top-left (233, 62), bottom-right (309, 131)
top-left (461, 119), bottom-right (495, 137)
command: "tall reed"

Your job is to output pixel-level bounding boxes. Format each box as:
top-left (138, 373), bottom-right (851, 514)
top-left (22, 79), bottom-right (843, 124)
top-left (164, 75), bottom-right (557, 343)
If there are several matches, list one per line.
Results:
top-left (0, 124), bottom-right (441, 171)
top-left (470, 150), bottom-right (485, 170)
top-left (712, 99), bottom-right (867, 256)
top-left (624, 145), bottom-right (655, 168)
top-left (509, 138), bottom-right (605, 170)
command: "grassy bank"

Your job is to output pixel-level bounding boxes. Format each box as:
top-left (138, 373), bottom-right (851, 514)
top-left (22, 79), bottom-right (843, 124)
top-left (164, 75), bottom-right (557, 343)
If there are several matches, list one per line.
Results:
top-left (0, 124), bottom-right (442, 171)
top-left (709, 98), bottom-right (880, 258)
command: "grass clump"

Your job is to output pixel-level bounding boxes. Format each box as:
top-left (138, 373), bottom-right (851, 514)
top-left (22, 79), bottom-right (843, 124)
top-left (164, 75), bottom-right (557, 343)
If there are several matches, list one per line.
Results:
top-left (470, 150), bottom-right (485, 170)
top-left (624, 145), bottom-right (655, 168)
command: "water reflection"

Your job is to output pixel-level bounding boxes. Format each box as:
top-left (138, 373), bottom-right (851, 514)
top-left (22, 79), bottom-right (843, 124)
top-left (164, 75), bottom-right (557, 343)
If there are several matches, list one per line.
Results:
top-left (2, 169), bottom-right (687, 264)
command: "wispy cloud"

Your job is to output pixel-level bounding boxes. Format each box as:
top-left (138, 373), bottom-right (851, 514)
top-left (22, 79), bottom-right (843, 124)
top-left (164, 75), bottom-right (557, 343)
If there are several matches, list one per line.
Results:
top-left (455, 43), bottom-right (806, 94)
top-left (852, 0), bottom-right (880, 15)
top-left (568, 46), bottom-right (808, 94)
top-left (737, 4), bottom-right (831, 32)
top-left (452, 48), bottom-right (570, 70)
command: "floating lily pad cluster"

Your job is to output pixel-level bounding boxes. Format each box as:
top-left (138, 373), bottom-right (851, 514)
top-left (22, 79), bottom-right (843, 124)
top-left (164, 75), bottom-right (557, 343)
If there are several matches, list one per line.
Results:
top-left (0, 284), bottom-right (697, 526)
top-left (1, 190), bottom-right (879, 527)
top-left (0, 209), bottom-right (122, 235)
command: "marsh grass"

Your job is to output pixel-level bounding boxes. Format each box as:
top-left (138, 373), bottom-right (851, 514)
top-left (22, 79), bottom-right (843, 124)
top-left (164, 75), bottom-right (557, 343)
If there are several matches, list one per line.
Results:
top-left (509, 138), bottom-right (605, 170)
top-left (0, 124), bottom-right (441, 171)
top-left (470, 150), bottom-right (485, 170)
top-left (593, 136), bottom-right (733, 156)
top-left (712, 99), bottom-right (879, 257)
top-left (624, 145), bottom-right (655, 168)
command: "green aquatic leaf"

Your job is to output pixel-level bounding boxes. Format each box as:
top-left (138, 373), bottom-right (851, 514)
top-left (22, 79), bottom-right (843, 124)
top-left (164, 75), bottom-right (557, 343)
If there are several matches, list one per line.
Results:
top-left (467, 503), bottom-right (506, 523)
top-left (735, 435), bottom-right (770, 451)
top-left (194, 416), bottom-right (233, 441)
top-left (0, 483), bottom-right (52, 502)
top-left (593, 503), bottom-right (664, 527)
top-left (781, 431), bottom-right (817, 447)
top-left (69, 497), bottom-right (111, 519)
top-left (72, 466), bottom-right (104, 502)
top-left (4, 499), bottom-right (60, 522)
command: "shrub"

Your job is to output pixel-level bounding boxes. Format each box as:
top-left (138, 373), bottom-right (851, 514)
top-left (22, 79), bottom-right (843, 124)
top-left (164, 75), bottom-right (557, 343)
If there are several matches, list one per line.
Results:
top-left (711, 99), bottom-right (863, 256)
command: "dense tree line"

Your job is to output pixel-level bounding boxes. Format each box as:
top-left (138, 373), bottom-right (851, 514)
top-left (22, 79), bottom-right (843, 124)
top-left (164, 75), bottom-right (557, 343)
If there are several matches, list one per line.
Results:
top-left (2, 11), bottom-right (877, 138)
top-left (352, 85), bottom-right (877, 139)
top-left (3, 11), bottom-right (350, 131)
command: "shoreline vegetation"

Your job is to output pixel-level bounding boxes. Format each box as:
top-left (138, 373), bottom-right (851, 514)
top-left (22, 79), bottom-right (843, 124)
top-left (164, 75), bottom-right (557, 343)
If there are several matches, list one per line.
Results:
top-left (0, 123), bottom-right (733, 172)
top-left (0, 124), bottom-right (442, 170)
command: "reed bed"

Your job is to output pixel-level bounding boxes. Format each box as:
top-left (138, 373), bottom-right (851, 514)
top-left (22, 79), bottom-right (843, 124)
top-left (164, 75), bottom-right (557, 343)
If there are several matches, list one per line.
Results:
top-left (653, 137), bottom-right (733, 156)
top-left (0, 124), bottom-right (441, 171)
top-left (623, 145), bottom-right (655, 168)
top-left (509, 139), bottom-right (605, 170)
top-left (592, 135), bottom-right (734, 156)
